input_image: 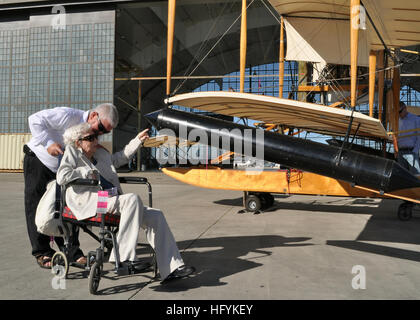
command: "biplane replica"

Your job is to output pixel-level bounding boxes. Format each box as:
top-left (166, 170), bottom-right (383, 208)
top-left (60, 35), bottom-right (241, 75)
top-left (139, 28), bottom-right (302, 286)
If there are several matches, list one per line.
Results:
top-left (143, 0), bottom-right (420, 220)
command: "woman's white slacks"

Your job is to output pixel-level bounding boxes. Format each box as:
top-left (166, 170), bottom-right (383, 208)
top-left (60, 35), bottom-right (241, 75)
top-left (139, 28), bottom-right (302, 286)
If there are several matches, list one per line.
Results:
top-left (107, 193), bottom-right (184, 280)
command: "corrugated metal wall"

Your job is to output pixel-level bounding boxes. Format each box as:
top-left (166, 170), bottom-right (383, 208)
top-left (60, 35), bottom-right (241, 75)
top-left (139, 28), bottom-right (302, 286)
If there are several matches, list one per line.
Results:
top-left (0, 135), bottom-right (113, 171)
top-left (0, 134), bottom-right (31, 170)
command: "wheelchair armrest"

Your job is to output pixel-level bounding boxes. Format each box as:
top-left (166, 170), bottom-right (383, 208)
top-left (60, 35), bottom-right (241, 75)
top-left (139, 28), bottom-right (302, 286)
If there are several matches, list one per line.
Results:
top-left (68, 178), bottom-right (99, 186)
top-left (119, 177), bottom-right (148, 184)
top-left (118, 176), bottom-right (152, 207)
top-left (55, 179), bottom-right (98, 229)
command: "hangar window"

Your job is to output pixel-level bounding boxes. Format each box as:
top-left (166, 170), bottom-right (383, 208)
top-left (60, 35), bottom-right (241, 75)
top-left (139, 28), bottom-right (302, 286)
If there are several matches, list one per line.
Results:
top-left (0, 11), bottom-right (115, 134)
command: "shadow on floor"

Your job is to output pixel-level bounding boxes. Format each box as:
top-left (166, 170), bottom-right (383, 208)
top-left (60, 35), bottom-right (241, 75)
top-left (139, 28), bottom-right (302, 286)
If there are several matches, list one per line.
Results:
top-left (215, 195), bottom-right (420, 267)
top-left (148, 234), bottom-right (312, 292)
top-left (327, 240), bottom-right (420, 263)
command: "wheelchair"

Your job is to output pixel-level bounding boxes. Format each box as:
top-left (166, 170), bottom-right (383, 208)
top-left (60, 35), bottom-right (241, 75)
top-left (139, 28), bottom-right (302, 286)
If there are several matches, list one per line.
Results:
top-left (51, 176), bottom-right (157, 295)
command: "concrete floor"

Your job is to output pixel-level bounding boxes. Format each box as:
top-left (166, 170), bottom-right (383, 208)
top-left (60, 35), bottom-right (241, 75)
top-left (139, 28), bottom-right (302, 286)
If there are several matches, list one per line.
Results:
top-left (1, 171), bottom-right (420, 301)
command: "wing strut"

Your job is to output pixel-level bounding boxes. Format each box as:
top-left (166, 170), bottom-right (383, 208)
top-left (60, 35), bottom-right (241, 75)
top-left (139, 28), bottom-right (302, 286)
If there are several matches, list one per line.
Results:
top-left (279, 15), bottom-right (285, 97)
top-left (166, 0), bottom-right (176, 98)
top-left (336, 108), bottom-right (357, 166)
top-left (240, 0), bottom-right (247, 93)
top-left (350, 0), bottom-right (360, 108)
top-left (368, 50), bottom-right (376, 117)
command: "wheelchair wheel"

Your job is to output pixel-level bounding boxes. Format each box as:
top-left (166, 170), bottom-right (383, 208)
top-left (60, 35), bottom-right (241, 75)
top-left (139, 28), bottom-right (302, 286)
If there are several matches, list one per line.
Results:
top-left (51, 252), bottom-right (69, 279)
top-left (398, 203), bottom-right (413, 221)
top-left (88, 262), bottom-right (102, 295)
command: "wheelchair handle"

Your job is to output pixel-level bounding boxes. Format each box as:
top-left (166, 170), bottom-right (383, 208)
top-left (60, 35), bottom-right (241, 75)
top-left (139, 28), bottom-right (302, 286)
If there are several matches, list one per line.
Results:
top-left (118, 177), bottom-right (148, 184)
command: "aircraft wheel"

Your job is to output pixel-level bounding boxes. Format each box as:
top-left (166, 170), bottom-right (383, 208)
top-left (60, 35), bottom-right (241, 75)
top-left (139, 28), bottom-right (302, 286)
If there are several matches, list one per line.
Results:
top-left (398, 203), bottom-right (413, 221)
top-left (245, 195), bottom-right (262, 213)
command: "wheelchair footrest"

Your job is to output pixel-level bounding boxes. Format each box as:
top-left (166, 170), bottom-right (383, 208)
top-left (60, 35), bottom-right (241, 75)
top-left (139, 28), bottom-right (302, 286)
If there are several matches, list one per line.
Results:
top-left (115, 261), bottom-right (153, 276)
top-left (115, 265), bottom-right (130, 276)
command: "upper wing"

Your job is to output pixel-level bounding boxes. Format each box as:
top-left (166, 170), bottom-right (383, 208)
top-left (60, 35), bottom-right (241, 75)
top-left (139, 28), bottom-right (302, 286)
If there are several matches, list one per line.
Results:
top-left (166, 91), bottom-right (390, 140)
top-left (267, 0), bottom-right (420, 68)
top-left (268, 0), bottom-right (420, 51)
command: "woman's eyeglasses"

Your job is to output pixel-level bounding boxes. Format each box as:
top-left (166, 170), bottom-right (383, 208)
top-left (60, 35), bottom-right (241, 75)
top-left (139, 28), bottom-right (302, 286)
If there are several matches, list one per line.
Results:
top-left (79, 134), bottom-right (98, 142)
top-left (97, 115), bottom-right (110, 134)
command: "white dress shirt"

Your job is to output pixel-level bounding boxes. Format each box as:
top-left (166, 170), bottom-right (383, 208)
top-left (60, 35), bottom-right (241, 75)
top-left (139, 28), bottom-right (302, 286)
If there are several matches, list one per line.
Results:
top-left (27, 107), bottom-right (89, 172)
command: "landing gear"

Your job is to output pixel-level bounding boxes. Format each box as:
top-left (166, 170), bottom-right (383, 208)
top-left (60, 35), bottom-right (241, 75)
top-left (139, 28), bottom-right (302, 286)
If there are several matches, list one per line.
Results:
top-left (245, 195), bottom-right (262, 212)
top-left (243, 192), bottom-right (274, 213)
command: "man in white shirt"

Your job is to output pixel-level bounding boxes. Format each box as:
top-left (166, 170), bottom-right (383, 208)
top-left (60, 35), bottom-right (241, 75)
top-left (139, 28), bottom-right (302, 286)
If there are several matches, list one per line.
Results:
top-left (24, 103), bottom-right (118, 269)
top-left (398, 102), bottom-right (420, 174)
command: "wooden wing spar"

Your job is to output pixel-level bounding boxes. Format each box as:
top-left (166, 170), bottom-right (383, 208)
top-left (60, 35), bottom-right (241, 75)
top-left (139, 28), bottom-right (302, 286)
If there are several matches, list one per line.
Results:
top-left (165, 91), bottom-right (390, 140)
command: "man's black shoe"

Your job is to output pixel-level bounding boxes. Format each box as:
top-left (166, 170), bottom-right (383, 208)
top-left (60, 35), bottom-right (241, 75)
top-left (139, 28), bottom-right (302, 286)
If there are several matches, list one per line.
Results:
top-left (161, 265), bottom-right (195, 283)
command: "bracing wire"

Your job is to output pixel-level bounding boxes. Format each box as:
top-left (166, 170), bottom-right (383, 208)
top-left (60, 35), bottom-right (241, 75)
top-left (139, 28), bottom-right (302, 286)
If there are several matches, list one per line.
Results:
top-left (260, 0), bottom-right (353, 105)
top-left (173, 0), bottom-right (256, 95)
top-left (175, 1), bottom-right (232, 92)
top-left (260, 0), bottom-right (281, 24)
top-left (260, 0), bottom-right (406, 111)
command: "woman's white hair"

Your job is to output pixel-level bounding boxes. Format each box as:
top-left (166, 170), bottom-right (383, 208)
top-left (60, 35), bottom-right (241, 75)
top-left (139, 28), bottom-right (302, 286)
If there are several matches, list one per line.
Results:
top-left (63, 122), bottom-right (92, 146)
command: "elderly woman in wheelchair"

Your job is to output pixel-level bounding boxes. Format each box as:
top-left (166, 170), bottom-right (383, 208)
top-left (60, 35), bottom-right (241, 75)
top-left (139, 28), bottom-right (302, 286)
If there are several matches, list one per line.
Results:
top-left (56, 122), bottom-right (195, 286)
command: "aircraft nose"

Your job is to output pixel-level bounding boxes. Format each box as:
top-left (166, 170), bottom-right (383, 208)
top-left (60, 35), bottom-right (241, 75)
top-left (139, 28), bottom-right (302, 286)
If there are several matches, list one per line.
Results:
top-left (145, 110), bottom-right (161, 129)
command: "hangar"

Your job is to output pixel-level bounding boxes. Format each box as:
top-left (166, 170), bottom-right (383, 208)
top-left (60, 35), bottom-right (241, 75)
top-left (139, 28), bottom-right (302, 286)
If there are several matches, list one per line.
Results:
top-left (0, 0), bottom-right (294, 171)
top-left (0, 0), bottom-right (419, 171)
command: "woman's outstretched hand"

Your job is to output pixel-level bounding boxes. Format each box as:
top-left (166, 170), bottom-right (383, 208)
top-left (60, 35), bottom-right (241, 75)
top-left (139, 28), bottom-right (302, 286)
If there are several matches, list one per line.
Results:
top-left (138, 128), bottom-right (150, 144)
